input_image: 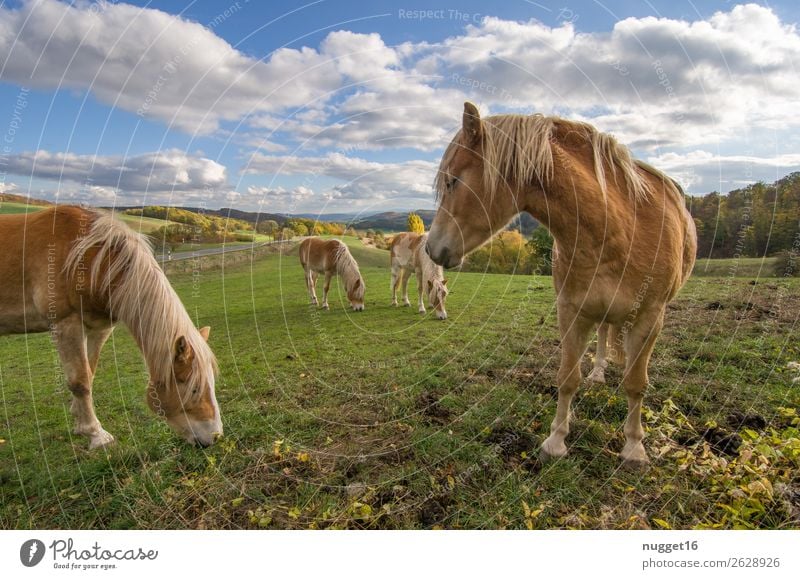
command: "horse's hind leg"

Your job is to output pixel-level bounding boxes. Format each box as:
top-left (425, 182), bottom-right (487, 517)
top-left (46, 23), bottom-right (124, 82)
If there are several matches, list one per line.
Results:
top-left (607, 324), bottom-right (626, 366)
top-left (401, 269), bottom-right (411, 306)
top-left (588, 323), bottom-right (609, 384)
top-left (55, 316), bottom-right (114, 450)
top-left (541, 309), bottom-right (594, 460)
top-left (619, 311), bottom-right (663, 469)
top-left (391, 265), bottom-right (400, 306)
top-left (307, 271), bottom-right (319, 305)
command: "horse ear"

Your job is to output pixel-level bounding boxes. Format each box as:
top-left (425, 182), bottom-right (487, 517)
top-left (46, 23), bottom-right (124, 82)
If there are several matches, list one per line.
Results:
top-left (427, 280), bottom-right (433, 290)
top-left (463, 102), bottom-right (482, 145)
top-left (199, 326), bottom-right (211, 342)
top-left (442, 278), bottom-right (448, 286)
top-left (174, 335), bottom-right (194, 365)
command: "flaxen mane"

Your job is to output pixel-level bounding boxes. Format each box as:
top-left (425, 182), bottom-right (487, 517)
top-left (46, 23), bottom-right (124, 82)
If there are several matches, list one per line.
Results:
top-left (435, 113), bottom-right (656, 202)
top-left (64, 210), bottom-right (216, 403)
top-left (334, 241), bottom-right (365, 300)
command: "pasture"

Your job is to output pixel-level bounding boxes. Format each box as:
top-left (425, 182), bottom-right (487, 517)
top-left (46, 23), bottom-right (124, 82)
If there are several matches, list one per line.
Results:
top-left (0, 202), bottom-right (43, 215)
top-left (0, 238), bottom-right (798, 529)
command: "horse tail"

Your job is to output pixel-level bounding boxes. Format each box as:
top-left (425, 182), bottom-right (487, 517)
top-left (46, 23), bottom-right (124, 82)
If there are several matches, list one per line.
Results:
top-left (299, 238), bottom-right (309, 268)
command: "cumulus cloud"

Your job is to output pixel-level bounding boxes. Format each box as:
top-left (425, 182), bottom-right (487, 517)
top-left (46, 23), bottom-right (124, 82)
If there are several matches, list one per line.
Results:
top-left (647, 151), bottom-right (800, 192)
top-left (432, 4), bottom-right (800, 148)
top-left (2, 1), bottom-right (798, 208)
top-left (0, 0), bottom-right (341, 133)
top-left (4, 149), bottom-right (229, 195)
top-left (243, 152), bottom-right (437, 203)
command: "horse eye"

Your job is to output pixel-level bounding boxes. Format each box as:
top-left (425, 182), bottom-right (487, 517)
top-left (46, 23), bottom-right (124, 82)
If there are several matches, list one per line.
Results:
top-left (447, 176), bottom-right (457, 191)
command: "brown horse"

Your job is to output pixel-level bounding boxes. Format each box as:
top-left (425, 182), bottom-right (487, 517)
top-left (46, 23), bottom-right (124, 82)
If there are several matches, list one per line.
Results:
top-left (427, 103), bottom-right (696, 467)
top-left (390, 232), bottom-right (448, 320)
top-left (0, 206), bottom-right (222, 449)
top-left (299, 237), bottom-right (365, 311)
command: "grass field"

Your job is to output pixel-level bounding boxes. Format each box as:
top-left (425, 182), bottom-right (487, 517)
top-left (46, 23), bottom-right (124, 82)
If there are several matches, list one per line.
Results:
top-left (116, 213), bottom-right (175, 234)
top-left (693, 256), bottom-right (779, 277)
top-left (1, 238), bottom-right (799, 529)
top-left (0, 202), bottom-right (44, 215)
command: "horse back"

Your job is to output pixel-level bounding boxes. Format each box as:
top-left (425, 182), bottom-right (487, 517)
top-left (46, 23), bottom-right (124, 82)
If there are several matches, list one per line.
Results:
top-left (390, 232), bottom-right (424, 269)
top-left (0, 205), bottom-right (97, 334)
top-left (299, 237), bottom-right (342, 272)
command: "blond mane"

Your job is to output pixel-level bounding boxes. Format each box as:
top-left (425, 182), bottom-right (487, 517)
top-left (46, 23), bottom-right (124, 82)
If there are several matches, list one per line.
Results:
top-left (64, 210), bottom-right (216, 403)
top-left (435, 113), bottom-right (654, 202)
top-left (334, 240), bottom-right (365, 300)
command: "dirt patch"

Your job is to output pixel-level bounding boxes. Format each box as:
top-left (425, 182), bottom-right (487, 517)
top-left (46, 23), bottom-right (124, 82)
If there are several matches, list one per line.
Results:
top-left (416, 392), bottom-right (453, 424)
top-left (701, 427), bottom-right (742, 456)
top-left (734, 301), bottom-right (776, 321)
top-left (727, 411), bottom-right (767, 430)
top-left (483, 426), bottom-right (538, 465)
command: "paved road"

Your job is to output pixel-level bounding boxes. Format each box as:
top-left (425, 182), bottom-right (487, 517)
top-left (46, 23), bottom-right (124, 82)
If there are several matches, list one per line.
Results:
top-left (155, 240), bottom-right (294, 263)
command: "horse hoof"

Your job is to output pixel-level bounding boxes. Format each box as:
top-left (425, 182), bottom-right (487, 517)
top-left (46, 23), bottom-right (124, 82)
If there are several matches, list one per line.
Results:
top-left (322, 304), bottom-right (329, 310)
top-left (539, 448), bottom-right (565, 462)
top-left (88, 430), bottom-right (115, 450)
top-left (587, 368), bottom-right (606, 384)
top-left (540, 438), bottom-right (568, 461)
top-left (621, 458), bottom-right (650, 472)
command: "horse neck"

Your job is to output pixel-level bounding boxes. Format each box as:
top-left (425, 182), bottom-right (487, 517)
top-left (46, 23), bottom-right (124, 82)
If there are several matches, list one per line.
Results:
top-left (417, 245), bottom-right (442, 284)
top-left (517, 143), bottom-right (623, 259)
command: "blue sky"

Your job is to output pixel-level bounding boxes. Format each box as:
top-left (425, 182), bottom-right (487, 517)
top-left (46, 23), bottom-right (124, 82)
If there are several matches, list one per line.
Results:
top-left (1, 0), bottom-right (799, 214)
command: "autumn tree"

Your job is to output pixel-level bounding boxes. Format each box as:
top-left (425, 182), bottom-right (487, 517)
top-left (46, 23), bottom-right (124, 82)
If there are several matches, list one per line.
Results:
top-left (407, 212), bottom-right (425, 234)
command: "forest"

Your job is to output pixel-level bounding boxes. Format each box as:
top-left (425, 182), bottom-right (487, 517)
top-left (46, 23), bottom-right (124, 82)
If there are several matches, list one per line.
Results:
top-left (687, 172), bottom-right (800, 259)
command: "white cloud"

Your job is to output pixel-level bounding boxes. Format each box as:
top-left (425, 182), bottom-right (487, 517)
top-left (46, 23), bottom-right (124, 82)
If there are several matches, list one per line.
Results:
top-left (243, 152), bottom-right (437, 201)
top-left (0, 182), bottom-right (21, 194)
top-left (2, 2), bottom-right (799, 209)
top-left (4, 149), bottom-right (229, 195)
top-left (647, 150), bottom-right (800, 192)
top-left (432, 4), bottom-right (800, 148)
top-left (0, 0), bottom-right (341, 134)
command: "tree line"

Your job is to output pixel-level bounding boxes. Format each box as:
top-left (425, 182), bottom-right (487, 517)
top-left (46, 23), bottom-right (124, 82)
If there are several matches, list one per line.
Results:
top-left (687, 172), bottom-right (800, 260)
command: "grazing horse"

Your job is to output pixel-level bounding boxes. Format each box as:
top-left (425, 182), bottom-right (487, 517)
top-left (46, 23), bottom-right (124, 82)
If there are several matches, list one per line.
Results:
top-left (0, 206), bottom-right (222, 449)
top-left (427, 103), bottom-right (696, 468)
top-left (390, 232), bottom-right (448, 320)
top-left (299, 237), bottom-right (365, 311)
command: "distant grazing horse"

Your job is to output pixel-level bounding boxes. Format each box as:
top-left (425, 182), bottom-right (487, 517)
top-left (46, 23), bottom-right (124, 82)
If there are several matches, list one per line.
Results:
top-left (299, 238), bottom-right (365, 311)
top-left (390, 232), bottom-right (448, 320)
top-left (0, 206), bottom-right (222, 449)
top-left (427, 103), bottom-right (696, 468)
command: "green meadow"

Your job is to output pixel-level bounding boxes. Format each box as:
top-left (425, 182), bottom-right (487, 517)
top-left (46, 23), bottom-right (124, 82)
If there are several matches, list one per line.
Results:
top-left (1, 238), bottom-right (799, 529)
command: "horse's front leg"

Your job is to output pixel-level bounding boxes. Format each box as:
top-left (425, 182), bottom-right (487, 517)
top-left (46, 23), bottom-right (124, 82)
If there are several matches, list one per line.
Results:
top-left (541, 308), bottom-right (594, 460)
top-left (54, 316), bottom-right (114, 450)
top-left (588, 323), bottom-right (609, 384)
top-left (619, 310), bottom-right (664, 469)
top-left (322, 272), bottom-right (332, 310)
top-left (416, 271), bottom-right (426, 314)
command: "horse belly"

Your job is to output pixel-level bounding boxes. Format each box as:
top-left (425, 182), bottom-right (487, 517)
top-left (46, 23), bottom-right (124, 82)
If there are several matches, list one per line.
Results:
top-left (0, 309), bottom-right (51, 334)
